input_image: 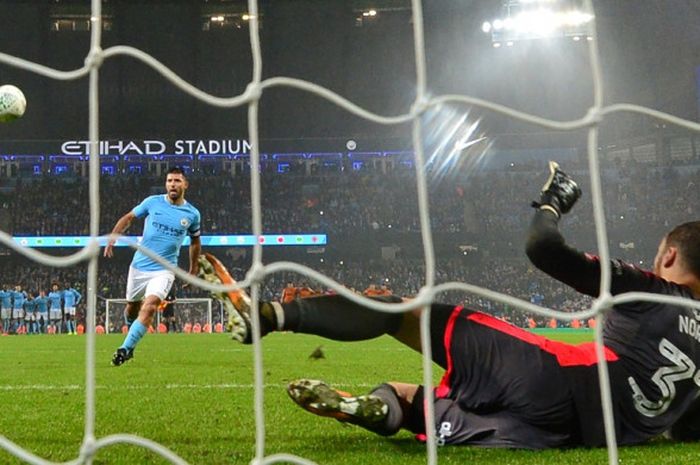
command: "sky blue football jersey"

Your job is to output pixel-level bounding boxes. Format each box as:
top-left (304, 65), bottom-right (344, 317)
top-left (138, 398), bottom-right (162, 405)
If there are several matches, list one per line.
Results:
top-left (131, 195), bottom-right (201, 271)
top-left (48, 291), bottom-right (62, 310)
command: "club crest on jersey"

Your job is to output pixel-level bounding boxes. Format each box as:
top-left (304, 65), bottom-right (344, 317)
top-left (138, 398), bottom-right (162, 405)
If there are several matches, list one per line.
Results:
top-left (180, 218), bottom-right (190, 227)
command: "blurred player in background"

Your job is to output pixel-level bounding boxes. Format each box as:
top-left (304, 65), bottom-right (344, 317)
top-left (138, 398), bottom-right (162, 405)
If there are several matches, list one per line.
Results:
top-left (0, 285), bottom-right (12, 334)
top-left (11, 284), bottom-right (27, 335)
top-left (63, 285), bottom-right (82, 335)
top-left (48, 282), bottom-right (63, 334)
top-left (22, 293), bottom-right (35, 334)
top-left (215, 162), bottom-right (700, 448)
top-left (281, 282), bottom-right (297, 304)
top-left (105, 167), bottom-right (201, 366)
top-left (158, 287), bottom-right (178, 333)
top-left (362, 284), bottom-right (382, 297)
top-left (33, 290), bottom-right (49, 334)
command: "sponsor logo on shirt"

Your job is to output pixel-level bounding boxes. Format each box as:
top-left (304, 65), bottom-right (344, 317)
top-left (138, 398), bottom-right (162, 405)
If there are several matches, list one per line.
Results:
top-left (151, 220), bottom-right (186, 237)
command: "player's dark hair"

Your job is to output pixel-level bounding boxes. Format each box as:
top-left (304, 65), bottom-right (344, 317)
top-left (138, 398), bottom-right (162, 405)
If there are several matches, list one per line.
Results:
top-left (167, 166), bottom-right (186, 178)
top-left (666, 221), bottom-right (700, 277)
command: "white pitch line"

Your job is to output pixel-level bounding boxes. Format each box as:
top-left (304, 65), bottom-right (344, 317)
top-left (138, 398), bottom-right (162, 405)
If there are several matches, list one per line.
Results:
top-left (0, 384), bottom-right (83, 391)
top-left (0, 382), bottom-right (382, 391)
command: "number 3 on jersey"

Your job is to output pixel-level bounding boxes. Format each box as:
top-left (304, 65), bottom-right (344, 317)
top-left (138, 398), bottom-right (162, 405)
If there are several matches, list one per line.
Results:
top-left (628, 338), bottom-right (698, 417)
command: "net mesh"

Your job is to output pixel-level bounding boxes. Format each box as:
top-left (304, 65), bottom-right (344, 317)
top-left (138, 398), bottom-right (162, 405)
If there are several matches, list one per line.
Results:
top-left (2, 1), bottom-right (700, 465)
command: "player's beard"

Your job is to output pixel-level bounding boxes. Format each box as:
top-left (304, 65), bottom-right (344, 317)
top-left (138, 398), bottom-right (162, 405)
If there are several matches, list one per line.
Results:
top-left (168, 189), bottom-right (183, 202)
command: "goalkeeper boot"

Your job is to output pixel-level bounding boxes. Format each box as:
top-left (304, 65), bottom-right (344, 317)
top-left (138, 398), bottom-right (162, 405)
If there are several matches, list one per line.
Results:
top-left (287, 379), bottom-right (388, 430)
top-left (197, 253), bottom-right (275, 344)
top-left (226, 297), bottom-right (279, 344)
top-left (111, 347), bottom-right (134, 367)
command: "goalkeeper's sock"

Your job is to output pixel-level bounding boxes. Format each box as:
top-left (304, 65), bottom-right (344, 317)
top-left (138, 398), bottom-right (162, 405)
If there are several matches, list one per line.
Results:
top-left (260, 302), bottom-right (282, 333)
top-left (120, 320), bottom-right (147, 350)
top-left (280, 294), bottom-right (403, 341)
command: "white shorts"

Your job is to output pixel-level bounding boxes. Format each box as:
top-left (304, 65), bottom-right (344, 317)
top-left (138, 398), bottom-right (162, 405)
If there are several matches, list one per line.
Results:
top-left (1, 307), bottom-right (10, 319)
top-left (126, 266), bottom-right (175, 302)
top-left (50, 309), bottom-right (62, 321)
top-left (24, 312), bottom-right (35, 322)
top-left (38, 311), bottom-right (48, 321)
top-left (65, 306), bottom-right (76, 316)
top-left (12, 309), bottom-right (23, 319)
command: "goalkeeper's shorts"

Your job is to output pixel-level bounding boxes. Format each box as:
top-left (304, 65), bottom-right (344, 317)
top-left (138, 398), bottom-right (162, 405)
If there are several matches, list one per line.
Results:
top-left (415, 305), bottom-right (617, 448)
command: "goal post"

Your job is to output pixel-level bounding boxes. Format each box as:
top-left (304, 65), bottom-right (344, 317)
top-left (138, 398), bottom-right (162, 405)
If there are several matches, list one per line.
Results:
top-left (103, 298), bottom-right (215, 334)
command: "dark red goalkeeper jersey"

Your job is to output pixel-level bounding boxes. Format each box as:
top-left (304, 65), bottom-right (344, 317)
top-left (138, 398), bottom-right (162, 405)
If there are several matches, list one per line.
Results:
top-left (527, 210), bottom-right (700, 445)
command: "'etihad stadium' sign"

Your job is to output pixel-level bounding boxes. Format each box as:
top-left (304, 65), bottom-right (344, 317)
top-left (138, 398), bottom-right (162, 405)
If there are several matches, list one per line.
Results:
top-left (61, 139), bottom-right (251, 156)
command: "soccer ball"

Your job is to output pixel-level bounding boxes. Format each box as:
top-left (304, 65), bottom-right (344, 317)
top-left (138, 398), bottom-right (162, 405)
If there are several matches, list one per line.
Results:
top-left (0, 85), bottom-right (27, 123)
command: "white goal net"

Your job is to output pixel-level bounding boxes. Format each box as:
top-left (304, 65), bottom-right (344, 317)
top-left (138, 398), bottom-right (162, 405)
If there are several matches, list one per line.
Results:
top-left (103, 298), bottom-right (214, 334)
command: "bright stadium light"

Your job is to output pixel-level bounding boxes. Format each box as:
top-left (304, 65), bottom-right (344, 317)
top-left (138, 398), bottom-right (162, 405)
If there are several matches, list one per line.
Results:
top-left (482, 1), bottom-right (594, 46)
top-left (563, 10), bottom-right (594, 26)
top-left (515, 9), bottom-right (558, 36)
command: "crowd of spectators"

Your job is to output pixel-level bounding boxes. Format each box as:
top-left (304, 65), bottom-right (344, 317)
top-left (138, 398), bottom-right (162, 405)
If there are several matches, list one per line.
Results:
top-left (3, 161), bottom-right (697, 248)
top-left (0, 252), bottom-right (593, 331)
top-left (1, 158), bottom-right (697, 329)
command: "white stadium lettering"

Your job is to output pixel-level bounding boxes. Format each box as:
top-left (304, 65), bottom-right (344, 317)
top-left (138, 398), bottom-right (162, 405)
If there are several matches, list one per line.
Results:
top-left (678, 315), bottom-right (700, 343)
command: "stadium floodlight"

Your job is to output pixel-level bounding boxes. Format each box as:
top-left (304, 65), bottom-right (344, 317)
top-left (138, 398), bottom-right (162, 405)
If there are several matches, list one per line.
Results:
top-left (563, 10), bottom-right (594, 26)
top-left (483, 0), bottom-right (594, 46)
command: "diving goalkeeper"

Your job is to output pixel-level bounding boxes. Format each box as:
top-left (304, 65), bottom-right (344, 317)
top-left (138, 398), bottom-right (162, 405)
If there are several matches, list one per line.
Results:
top-left (204, 162), bottom-right (700, 448)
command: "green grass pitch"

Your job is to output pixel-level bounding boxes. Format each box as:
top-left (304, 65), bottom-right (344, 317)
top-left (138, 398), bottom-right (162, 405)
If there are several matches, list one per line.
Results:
top-left (0, 331), bottom-right (698, 464)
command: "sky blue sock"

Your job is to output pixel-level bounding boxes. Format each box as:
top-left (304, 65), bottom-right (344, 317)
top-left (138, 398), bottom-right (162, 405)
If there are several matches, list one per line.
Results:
top-left (120, 320), bottom-right (147, 350)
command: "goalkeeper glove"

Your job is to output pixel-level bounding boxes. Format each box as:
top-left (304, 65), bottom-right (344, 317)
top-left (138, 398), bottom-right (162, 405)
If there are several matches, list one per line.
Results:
top-left (531, 161), bottom-right (582, 217)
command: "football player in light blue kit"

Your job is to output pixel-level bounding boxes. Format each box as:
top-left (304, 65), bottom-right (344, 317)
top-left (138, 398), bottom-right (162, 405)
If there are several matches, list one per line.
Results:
top-left (48, 283), bottom-right (64, 334)
top-left (104, 167), bottom-right (201, 366)
top-left (34, 290), bottom-right (50, 334)
top-left (63, 285), bottom-right (82, 335)
top-left (11, 285), bottom-right (27, 334)
top-left (0, 286), bottom-right (12, 334)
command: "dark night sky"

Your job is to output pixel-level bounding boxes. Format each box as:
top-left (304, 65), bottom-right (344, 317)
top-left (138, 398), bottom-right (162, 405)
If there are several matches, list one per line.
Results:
top-left (0, 0), bottom-right (698, 147)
